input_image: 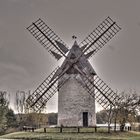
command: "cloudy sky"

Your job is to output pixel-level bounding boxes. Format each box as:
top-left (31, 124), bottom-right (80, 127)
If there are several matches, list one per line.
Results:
top-left (0, 0), bottom-right (140, 112)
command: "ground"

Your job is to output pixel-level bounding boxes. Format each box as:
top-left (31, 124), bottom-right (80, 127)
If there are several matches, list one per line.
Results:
top-left (0, 128), bottom-right (140, 140)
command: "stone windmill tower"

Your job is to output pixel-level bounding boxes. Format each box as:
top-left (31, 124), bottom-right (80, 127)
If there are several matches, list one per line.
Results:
top-left (26, 17), bottom-right (121, 127)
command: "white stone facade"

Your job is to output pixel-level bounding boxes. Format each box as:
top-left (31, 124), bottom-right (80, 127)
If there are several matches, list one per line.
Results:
top-left (58, 74), bottom-right (96, 127)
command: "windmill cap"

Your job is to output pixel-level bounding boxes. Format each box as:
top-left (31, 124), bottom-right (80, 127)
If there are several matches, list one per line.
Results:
top-left (73, 40), bottom-right (78, 46)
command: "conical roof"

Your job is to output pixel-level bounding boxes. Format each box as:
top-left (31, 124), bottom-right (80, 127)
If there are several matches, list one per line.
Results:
top-left (59, 41), bottom-right (96, 75)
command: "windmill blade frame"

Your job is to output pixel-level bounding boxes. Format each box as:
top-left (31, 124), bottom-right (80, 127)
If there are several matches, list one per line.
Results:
top-left (26, 65), bottom-right (71, 112)
top-left (80, 17), bottom-right (121, 58)
top-left (94, 75), bottom-right (121, 104)
top-left (26, 66), bottom-right (59, 111)
top-left (27, 18), bottom-right (69, 60)
top-left (74, 64), bottom-right (121, 109)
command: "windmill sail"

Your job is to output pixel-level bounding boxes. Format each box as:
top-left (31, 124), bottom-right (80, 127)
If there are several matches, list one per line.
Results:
top-left (26, 65), bottom-right (71, 112)
top-left (75, 73), bottom-right (121, 109)
top-left (94, 75), bottom-right (121, 106)
top-left (80, 17), bottom-right (121, 58)
top-left (26, 67), bottom-right (62, 112)
top-left (27, 18), bottom-right (69, 60)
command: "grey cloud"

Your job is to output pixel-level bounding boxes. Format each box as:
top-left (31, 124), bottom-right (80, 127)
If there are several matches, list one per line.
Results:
top-left (0, 0), bottom-right (140, 113)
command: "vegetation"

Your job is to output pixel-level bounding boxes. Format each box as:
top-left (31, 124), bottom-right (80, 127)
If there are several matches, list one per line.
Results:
top-left (0, 89), bottom-right (140, 138)
top-left (96, 110), bottom-right (108, 124)
top-left (112, 91), bottom-right (139, 131)
top-left (0, 129), bottom-right (140, 140)
top-left (48, 113), bottom-right (57, 125)
top-left (0, 91), bottom-right (17, 134)
top-left (96, 90), bottom-right (140, 132)
top-left (16, 113), bottom-right (48, 129)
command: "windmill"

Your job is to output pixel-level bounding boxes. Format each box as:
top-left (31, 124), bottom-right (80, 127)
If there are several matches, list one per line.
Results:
top-left (26, 17), bottom-right (121, 126)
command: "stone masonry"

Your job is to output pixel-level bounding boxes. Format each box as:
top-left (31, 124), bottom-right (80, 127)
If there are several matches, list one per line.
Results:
top-left (58, 74), bottom-right (96, 127)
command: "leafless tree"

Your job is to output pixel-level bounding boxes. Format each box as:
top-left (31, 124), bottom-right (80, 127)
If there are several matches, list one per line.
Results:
top-left (15, 90), bottom-right (31, 114)
top-left (113, 90), bottom-right (140, 132)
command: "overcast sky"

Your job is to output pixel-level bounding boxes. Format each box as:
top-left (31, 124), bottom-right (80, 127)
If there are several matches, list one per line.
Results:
top-left (0, 0), bottom-right (140, 112)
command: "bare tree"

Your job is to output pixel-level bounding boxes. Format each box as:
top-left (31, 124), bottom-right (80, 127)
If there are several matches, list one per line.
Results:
top-left (15, 90), bottom-right (31, 114)
top-left (15, 90), bottom-right (31, 129)
top-left (15, 90), bottom-right (48, 128)
top-left (113, 90), bottom-right (140, 132)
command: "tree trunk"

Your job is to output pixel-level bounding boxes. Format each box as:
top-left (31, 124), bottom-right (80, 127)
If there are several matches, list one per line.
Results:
top-left (108, 105), bottom-right (112, 133)
top-left (114, 110), bottom-right (118, 132)
top-left (120, 118), bottom-right (125, 132)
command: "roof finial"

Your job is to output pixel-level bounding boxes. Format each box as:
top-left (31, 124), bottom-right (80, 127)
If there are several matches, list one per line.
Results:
top-left (72, 35), bottom-right (77, 40)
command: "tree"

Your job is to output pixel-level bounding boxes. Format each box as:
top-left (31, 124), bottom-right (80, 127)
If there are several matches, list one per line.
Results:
top-left (113, 90), bottom-right (140, 132)
top-left (25, 113), bottom-right (48, 127)
top-left (96, 110), bottom-right (108, 124)
top-left (0, 91), bottom-right (9, 133)
top-left (6, 109), bottom-right (17, 128)
top-left (15, 90), bottom-right (48, 129)
top-left (48, 113), bottom-right (57, 125)
top-left (15, 90), bottom-right (31, 114)
top-left (0, 91), bottom-right (16, 133)
top-left (15, 90), bottom-right (31, 129)
top-left (96, 90), bottom-right (140, 132)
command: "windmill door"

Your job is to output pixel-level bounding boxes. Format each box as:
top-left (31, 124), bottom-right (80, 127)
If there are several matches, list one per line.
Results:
top-left (83, 112), bottom-right (88, 127)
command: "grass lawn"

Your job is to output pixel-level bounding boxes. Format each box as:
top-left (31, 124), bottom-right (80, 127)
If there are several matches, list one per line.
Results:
top-left (0, 128), bottom-right (140, 140)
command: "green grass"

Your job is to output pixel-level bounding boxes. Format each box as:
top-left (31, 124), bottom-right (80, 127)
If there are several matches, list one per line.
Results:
top-left (0, 128), bottom-right (140, 140)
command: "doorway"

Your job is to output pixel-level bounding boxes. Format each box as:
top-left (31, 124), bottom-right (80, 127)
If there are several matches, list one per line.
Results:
top-left (83, 112), bottom-right (88, 127)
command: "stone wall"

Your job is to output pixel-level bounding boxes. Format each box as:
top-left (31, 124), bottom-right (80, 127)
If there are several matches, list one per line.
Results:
top-left (58, 74), bottom-right (96, 126)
